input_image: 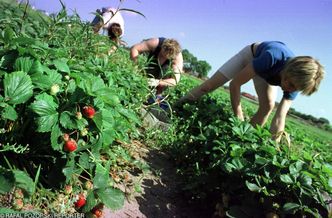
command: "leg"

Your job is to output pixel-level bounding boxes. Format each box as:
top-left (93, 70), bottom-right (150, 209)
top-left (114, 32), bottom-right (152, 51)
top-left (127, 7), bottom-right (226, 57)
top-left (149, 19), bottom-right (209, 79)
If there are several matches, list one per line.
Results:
top-left (179, 71), bottom-right (229, 102)
top-left (178, 44), bottom-right (253, 103)
top-left (251, 76), bottom-right (277, 126)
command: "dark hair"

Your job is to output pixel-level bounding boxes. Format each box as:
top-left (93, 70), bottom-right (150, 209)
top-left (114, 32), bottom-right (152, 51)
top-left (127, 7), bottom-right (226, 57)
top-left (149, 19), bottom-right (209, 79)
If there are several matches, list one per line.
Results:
top-left (108, 23), bottom-right (122, 42)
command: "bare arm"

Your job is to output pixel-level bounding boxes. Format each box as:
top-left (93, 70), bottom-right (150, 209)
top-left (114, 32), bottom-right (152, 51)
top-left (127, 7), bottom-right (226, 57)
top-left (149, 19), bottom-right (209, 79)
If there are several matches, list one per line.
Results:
top-left (270, 97), bottom-right (292, 138)
top-left (229, 63), bottom-right (256, 120)
top-left (130, 38), bottom-right (159, 63)
top-left (159, 52), bottom-right (183, 87)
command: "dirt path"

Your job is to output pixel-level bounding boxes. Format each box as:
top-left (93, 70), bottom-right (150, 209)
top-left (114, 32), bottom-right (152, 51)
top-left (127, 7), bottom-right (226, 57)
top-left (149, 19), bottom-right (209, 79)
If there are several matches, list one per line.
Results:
top-left (104, 148), bottom-right (212, 218)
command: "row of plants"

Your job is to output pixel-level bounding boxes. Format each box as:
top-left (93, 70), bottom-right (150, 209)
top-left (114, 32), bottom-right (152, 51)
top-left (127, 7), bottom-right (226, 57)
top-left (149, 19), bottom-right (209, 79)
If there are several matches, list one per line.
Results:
top-left (0, 0), bottom-right (150, 215)
top-left (151, 76), bottom-right (332, 217)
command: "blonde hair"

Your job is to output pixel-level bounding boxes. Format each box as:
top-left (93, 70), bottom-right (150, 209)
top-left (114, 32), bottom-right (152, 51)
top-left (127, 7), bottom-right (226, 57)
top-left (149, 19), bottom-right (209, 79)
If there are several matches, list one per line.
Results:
top-left (282, 56), bottom-right (325, 95)
top-left (161, 39), bottom-right (181, 59)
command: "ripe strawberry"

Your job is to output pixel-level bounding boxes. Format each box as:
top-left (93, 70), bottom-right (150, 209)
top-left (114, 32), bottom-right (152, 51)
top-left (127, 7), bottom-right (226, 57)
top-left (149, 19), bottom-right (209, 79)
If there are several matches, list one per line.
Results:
top-left (92, 208), bottom-right (103, 217)
top-left (74, 194), bottom-right (86, 208)
top-left (64, 139), bottom-right (77, 152)
top-left (82, 106), bottom-right (96, 119)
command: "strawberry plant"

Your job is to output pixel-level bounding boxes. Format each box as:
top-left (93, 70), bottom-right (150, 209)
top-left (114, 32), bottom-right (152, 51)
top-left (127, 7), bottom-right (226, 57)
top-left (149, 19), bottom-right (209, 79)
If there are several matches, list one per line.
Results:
top-left (0, 0), bottom-right (149, 214)
top-left (151, 77), bottom-right (332, 217)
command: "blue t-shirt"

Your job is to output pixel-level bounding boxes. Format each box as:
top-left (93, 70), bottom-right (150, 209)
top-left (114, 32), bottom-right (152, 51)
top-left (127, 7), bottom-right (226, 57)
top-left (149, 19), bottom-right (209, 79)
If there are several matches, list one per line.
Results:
top-left (252, 41), bottom-right (298, 100)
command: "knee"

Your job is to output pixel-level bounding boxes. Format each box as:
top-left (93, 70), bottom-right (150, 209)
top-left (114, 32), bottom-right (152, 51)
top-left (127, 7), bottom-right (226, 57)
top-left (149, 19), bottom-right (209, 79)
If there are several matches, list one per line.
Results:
top-left (259, 101), bottom-right (275, 115)
top-left (229, 80), bottom-right (239, 91)
top-left (200, 81), bottom-right (215, 94)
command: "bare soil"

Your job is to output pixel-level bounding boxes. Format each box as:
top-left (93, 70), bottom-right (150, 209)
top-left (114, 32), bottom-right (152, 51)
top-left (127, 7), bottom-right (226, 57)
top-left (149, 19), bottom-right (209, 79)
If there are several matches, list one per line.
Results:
top-left (104, 147), bottom-right (213, 218)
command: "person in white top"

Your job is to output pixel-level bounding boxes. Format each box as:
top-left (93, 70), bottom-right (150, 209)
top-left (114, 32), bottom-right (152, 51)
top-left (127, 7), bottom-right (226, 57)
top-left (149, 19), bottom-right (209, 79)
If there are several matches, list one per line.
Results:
top-left (91, 7), bottom-right (125, 45)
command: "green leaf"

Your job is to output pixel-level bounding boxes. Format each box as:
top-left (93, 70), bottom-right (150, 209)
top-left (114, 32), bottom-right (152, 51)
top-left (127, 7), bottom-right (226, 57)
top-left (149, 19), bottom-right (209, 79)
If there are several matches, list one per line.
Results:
top-left (95, 88), bottom-right (120, 106)
top-left (289, 161), bottom-right (304, 175)
top-left (254, 155), bottom-right (269, 165)
top-left (29, 60), bottom-right (44, 74)
top-left (298, 173), bottom-right (312, 187)
top-left (245, 181), bottom-right (261, 192)
top-left (280, 174), bottom-right (293, 184)
top-left (92, 112), bottom-right (103, 131)
top-left (13, 170), bottom-right (35, 196)
top-left (14, 57), bottom-right (34, 72)
top-left (1, 104), bottom-right (18, 121)
top-left (82, 190), bottom-right (97, 213)
top-left (52, 59), bottom-right (70, 73)
top-left (102, 129), bottom-right (115, 145)
top-left (31, 69), bottom-right (62, 90)
top-left (4, 71), bottom-right (33, 104)
top-left (118, 108), bottom-right (140, 125)
top-left (96, 188), bottom-right (124, 211)
top-left (76, 118), bottom-right (89, 130)
top-left (51, 125), bottom-right (62, 151)
top-left (0, 171), bottom-right (14, 194)
top-left (79, 153), bottom-right (91, 169)
top-left (93, 163), bottom-right (110, 189)
top-left (60, 111), bottom-right (77, 130)
top-left (282, 202), bottom-right (301, 214)
top-left (80, 76), bottom-right (105, 96)
top-left (30, 93), bottom-right (59, 132)
top-left (30, 93), bottom-right (58, 115)
top-left (0, 51), bottom-right (18, 70)
top-left (3, 26), bottom-right (16, 43)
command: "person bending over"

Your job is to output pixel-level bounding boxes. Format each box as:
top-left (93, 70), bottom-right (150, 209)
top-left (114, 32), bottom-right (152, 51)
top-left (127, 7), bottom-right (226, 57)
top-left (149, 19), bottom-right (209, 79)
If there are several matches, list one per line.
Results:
top-left (91, 7), bottom-right (125, 46)
top-left (177, 41), bottom-right (324, 139)
top-left (130, 37), bottom-right (183, 95)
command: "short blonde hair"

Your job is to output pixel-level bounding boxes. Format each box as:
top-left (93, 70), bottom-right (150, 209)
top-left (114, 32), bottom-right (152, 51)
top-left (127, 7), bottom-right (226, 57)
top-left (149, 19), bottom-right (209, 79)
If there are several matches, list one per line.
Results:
top-left (282, 56), bottom-right (325, 95)
top-left (161, 39), bottom-right (181, 59)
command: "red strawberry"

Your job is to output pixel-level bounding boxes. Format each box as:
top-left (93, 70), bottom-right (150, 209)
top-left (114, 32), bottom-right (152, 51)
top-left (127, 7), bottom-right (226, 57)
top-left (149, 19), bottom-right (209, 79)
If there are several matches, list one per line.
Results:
top-left (74, 194), bottom-right (86, 208)
top-left (92, 208), bottom-right (103, 217)
top-left (83, 106), bottom-right (96, 119)
top-left (64, 139), bottom-right (77, 152)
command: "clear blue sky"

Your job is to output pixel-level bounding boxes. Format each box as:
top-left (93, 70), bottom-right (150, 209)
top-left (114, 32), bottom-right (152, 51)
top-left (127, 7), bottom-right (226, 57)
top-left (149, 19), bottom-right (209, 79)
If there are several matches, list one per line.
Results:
top-left (30, 0), bottom-right (332, 123)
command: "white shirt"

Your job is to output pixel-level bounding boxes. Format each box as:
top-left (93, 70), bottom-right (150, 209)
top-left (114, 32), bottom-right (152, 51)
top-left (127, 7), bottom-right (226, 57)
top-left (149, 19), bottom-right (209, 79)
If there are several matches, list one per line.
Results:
top-left (99, 7), bottom-right (125, 36)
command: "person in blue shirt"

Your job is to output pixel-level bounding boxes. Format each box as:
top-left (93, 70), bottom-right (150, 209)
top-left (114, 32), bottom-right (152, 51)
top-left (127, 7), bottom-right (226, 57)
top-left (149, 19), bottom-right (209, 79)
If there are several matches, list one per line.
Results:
top-left (176, 41), bottom-right (325, 140)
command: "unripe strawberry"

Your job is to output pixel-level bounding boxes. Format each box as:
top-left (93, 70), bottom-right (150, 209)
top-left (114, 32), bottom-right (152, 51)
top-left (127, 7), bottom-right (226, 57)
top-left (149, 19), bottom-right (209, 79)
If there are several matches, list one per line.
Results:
top-left (50, 84), bottom-right (60, 95)
top-left (76, 112), bottom-right (82, 120)
top-left (80, 128), bottom-right (88, 137)
top-left (82, 106), bottom-right (96, 119)
top-left (64, 185), bottom-right (72, 195)
top-left (64, 139), bottom-right (77, 152)
top-left (63, 133), bottom-right (70, 142)
top-left (13, 198), bottom-right (24, 210)
top-left (64, 75), bottom-right (70, 80)
top-left (14, 188), bottom-right (24, 199)
top-left (74, 194), bottom-right (86, 208)
top-left (84, 180), bottom-right (93, 190)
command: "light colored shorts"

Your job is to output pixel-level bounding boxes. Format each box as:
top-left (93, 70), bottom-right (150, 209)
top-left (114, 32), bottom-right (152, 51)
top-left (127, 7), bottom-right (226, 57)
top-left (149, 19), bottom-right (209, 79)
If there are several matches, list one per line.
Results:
top-left (217, 44), bottom-right (253, 80)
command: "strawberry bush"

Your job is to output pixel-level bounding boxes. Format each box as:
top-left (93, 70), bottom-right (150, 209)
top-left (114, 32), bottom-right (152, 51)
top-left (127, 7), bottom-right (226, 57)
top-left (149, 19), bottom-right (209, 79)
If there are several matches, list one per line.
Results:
top-left (156, 77), bottom-right (332, 217)
top-left (0, 0), bottom-right (149, 214)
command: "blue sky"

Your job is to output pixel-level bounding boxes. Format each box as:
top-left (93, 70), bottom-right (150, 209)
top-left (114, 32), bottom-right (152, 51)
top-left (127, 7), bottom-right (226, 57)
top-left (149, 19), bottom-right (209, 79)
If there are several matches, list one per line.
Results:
top-left (30, 0), bottom-right (332, 123)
